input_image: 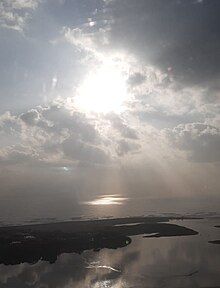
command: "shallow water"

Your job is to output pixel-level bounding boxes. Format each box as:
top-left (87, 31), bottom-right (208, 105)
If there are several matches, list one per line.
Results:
top-left (0, 219), bottom-right (219, 288)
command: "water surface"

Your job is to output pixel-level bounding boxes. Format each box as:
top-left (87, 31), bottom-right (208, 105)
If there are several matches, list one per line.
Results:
top-left (0, 218), bottom-right (219, 288)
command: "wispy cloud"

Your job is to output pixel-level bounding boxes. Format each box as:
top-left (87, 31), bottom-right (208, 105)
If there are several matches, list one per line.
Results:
top-left (0, 0), bottom-right (41, 32)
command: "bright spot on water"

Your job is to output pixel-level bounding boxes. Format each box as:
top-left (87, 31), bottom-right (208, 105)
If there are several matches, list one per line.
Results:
top-left (82, 195), bottom-right (128, 206)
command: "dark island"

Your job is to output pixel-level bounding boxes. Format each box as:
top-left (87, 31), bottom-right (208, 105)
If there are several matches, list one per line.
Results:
top-left (0, 216), bottom-right (198, 265)
top-left (209, 240), bottom-right (220, 245)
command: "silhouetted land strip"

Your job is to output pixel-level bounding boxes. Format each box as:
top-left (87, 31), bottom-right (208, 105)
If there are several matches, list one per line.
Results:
top-left (209, 240), bottom-right (220, 245)
top-left (0, 216), bottom-right (198, 265)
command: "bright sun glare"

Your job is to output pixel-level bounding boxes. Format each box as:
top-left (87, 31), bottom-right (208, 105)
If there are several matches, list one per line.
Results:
top-left (75, 59), bottom-right (128, 113)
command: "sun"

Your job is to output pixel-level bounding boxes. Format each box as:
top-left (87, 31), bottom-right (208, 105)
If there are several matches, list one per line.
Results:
top-left (75, 58), bottom-right (128, 113)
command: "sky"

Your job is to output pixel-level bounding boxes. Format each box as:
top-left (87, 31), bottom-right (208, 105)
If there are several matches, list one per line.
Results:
top-left (0, 0), bottom-right (219, 222)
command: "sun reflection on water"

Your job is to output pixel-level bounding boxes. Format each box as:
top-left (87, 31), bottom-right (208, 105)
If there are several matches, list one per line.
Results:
top-left (82, 195), bottom-right (128, 206)
top-left (92, 279), bottom-right (127, 288)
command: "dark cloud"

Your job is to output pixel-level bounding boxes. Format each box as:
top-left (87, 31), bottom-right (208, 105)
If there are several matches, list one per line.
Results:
top-left (106, 113), bottom-right (139, 139)
top-left (20, 109), bottom-right (40, 125)
top-left (107, 0), bottom-right (220, 87)
top-left (62, 138), bottom-right (109, 164)
top-left (41, 105), bottom-right (100, 143)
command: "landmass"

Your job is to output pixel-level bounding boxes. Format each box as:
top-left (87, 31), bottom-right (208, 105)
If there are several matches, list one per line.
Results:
top-left (0, 216), bottom-right (198, 265)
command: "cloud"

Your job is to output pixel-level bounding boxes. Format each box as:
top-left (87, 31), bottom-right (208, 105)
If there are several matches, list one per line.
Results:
top-left (164, 122), bottom-right (220, 162)
top-left (62, 138), bottom-right (109, 164)
top-left (20, 109), bottom-right (40, 125)
top-left (116, 139), bottom-right (141, 157)
top-left (0, 146), bottom-right (38, 165)
top-left (106, 113), bottom-right (138, 140)
top-left (41, 104), bottom-right (101, 144)
top-left (105, 0), bottom-right (220, 87)
top-left (0, 0), bottom-right (40, 32)
top-left (125, 65), bottom-right (219, 132)
top-left (0, 111), bottom-right (23, 135)
top-left (63, 22), bottom-right (111, 55)
top-left (0, 101), bottom-right (126, 166)
top-left (127, 72), bottom-right (146, 87)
